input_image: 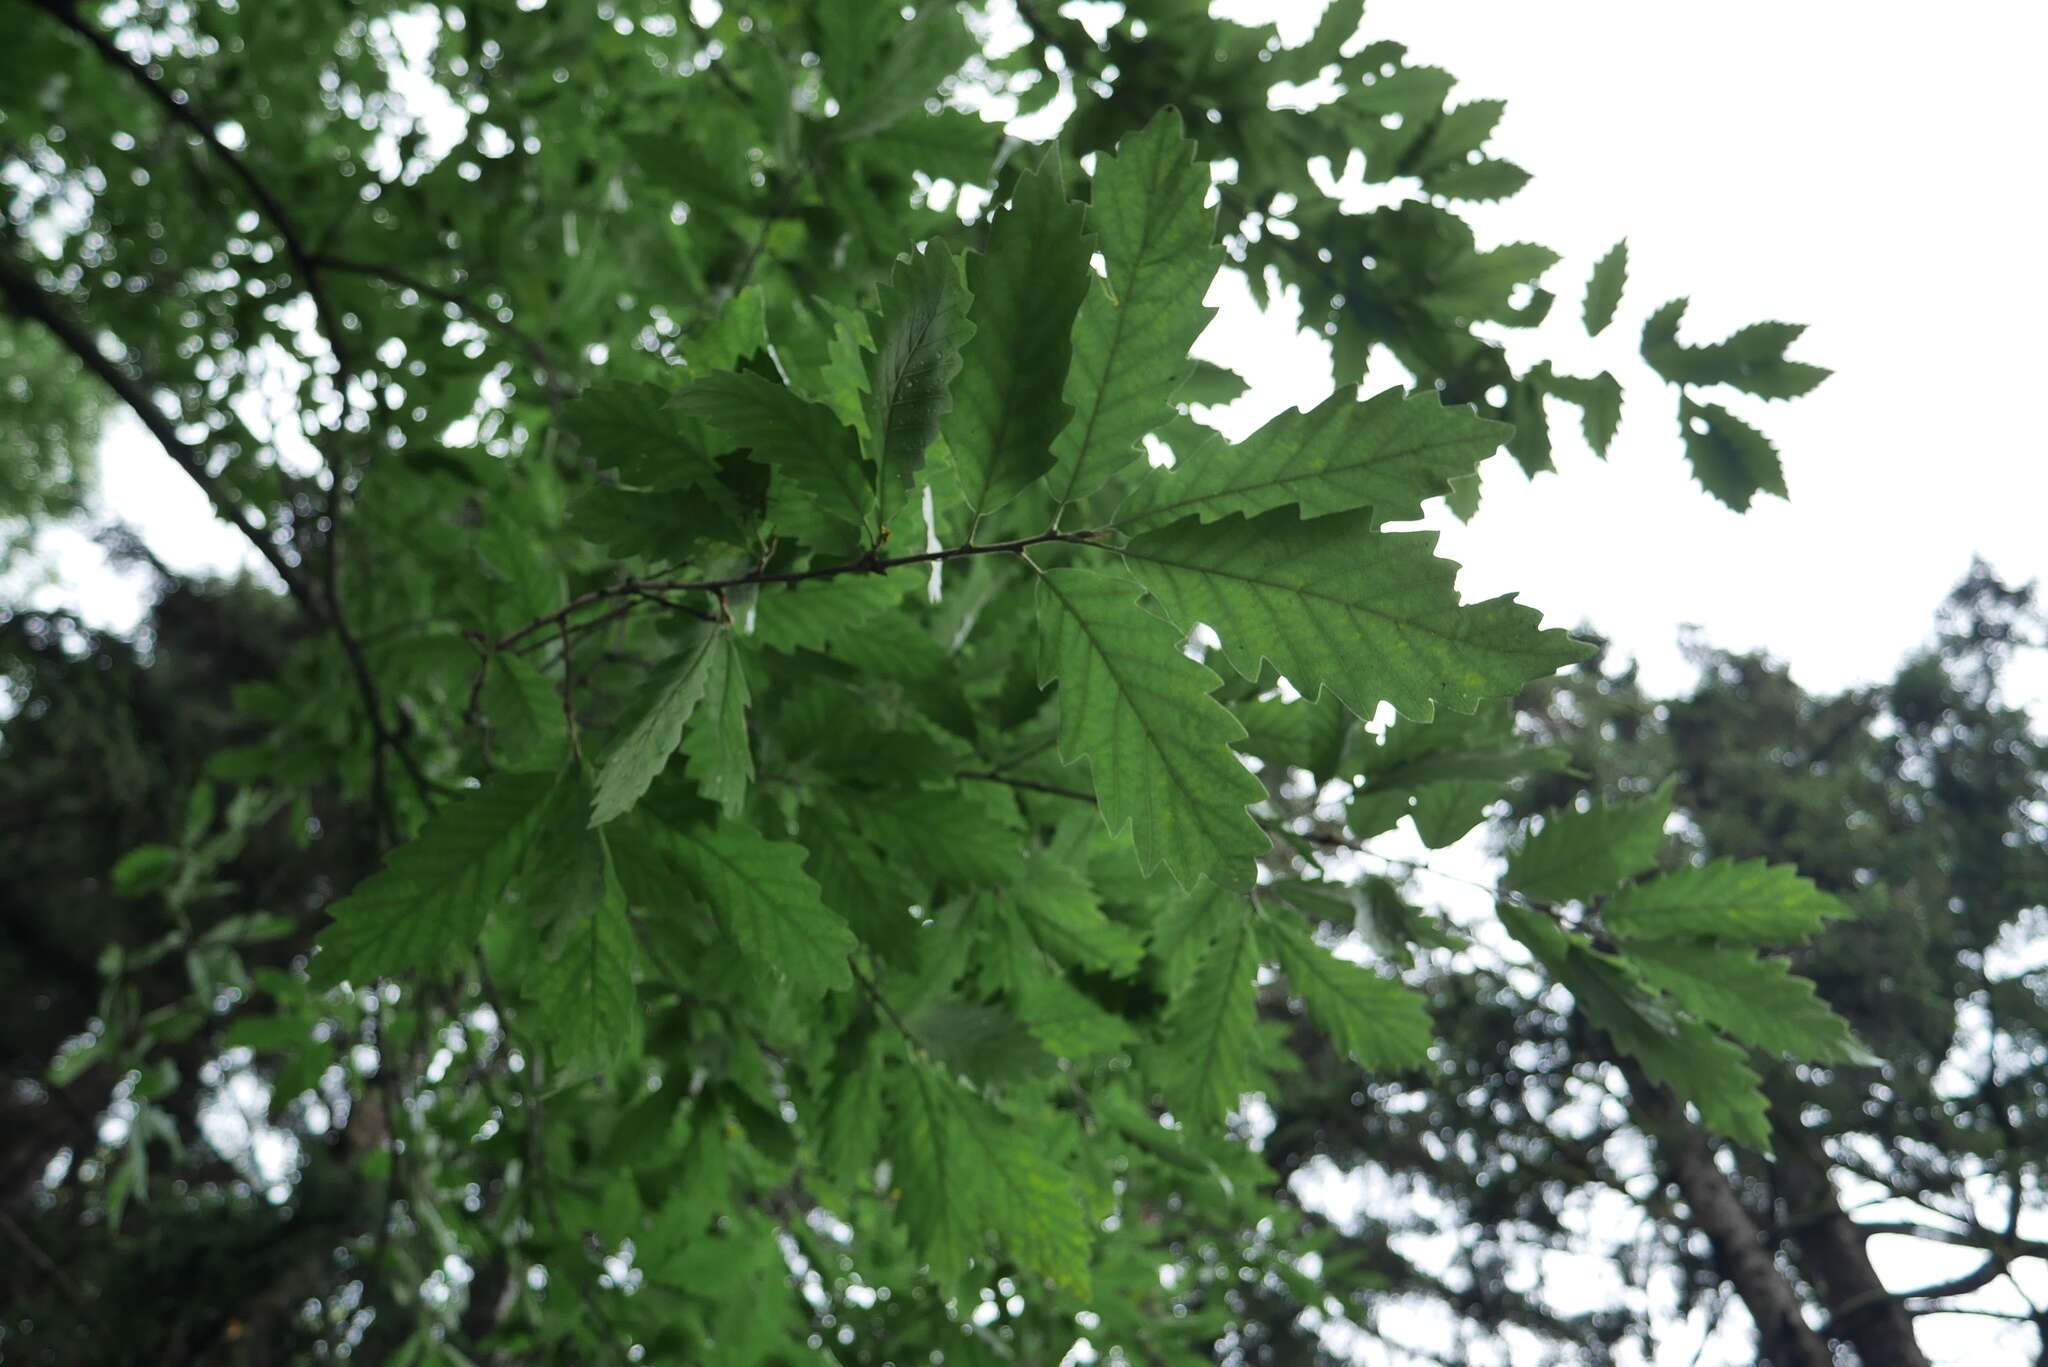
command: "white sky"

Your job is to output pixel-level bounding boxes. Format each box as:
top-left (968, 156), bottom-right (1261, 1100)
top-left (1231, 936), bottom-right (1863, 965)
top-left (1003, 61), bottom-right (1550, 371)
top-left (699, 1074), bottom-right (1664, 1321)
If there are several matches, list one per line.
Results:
top-left (1203, 0), bottom-right (2048, 715)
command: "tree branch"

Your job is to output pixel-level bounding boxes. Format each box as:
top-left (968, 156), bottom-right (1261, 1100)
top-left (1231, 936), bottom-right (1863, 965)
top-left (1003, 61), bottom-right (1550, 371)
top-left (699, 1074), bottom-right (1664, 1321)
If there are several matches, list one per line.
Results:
top-left (31, 0), bottom-right (354, 385)
top-left (0, 249), bottom-right (322, 615)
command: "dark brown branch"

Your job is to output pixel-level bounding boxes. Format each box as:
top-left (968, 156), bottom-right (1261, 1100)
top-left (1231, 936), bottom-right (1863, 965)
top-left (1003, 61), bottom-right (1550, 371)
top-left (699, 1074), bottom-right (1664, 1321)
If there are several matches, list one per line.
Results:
top-left (494, 528), bottom-right (1109, 652)
top-left (0, 250), bottom-right (322, 614)
top-left (1622, 1062), bottom-right (1835, 1367)
top-left (1851, 1220), bottom-right (2048, 1259)
top-left (0, 1208), bottom-right (87, 1308)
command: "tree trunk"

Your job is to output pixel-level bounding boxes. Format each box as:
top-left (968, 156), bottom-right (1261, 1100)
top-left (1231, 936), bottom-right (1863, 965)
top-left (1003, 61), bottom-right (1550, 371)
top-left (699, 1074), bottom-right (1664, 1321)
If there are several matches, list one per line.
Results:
top-left (1624, 1064), bottom-right (1834, 1367)
top-left (1770, 1112), bottom-right (1932, 1367)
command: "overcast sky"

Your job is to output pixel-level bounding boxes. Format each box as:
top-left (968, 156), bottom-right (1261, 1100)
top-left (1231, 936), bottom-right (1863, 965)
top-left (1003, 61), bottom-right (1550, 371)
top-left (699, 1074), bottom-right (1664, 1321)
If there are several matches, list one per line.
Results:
top-left (1205, 0), bottom-right (2048, 715)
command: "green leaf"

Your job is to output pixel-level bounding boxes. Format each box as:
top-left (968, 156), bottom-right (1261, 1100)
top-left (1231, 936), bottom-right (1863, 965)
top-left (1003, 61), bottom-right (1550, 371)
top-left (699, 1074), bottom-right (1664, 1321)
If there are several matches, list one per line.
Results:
top-left (561, 380), bottom-right (716, 488)
top-left (1543, 370), bottom-right (1623, 457)
top-left (590, 625), bottom-right (723, 827)
top-left (1155, 900), bottom-right (1262, 1125)
top-left (673, 371), bottom-right (872, 535)
top-left (1425, 157), bottom-right (1531, 202)
top-left (527, 870), bottom-right (640, 1069)
top-left (1603, 858), bottom-right (1851, 943)
top-left (891, 1065), bottom-right (1093, 1293)
top-left (1499, 903), bottom-right (1769, 1148)
top-left (679, 630), bottom-right (753, 817)
top-left (1035, 567), bottom-right (1266, 891)
top-left (1505, 781), bottom-right (1674, 904)
top-left (1260, 912), bottom-right (1432, 1071)
top-left (669, 821), bottom-right (855, 994)
top-left (944, 149), bottom-right (1092, 519)
top-left (855, 787), bottom-right (1023, 889)
top-left (912, 1001), bottom-right (1054, 1084)
top-left (313, 773), bottom-right (554, 985)
top-left (1426, 241), bottom-right (1560, 322)
top-left (1013, 858), bottom-right (1144, 976)
top-left (1176, 358), bottom-right (1251, 407)
top-left (752, 575), bottom-right (905, 654)
top-left (1050, 113), bottom-right (1220, 506)
top-left (1594, 981), bottom-right (1770, 1149)
top-left (1115, 387), bottom-right (1507, 533)
top-left (1013, 974), bottom-right (1135, 1059)
top-left (816, 1045), bottom-right (886, 1187)
top-left (1627, 942), bottom-right (1879, 1066)
top-left (1121, 508), bottom-right (1589, 722)
top-left (863, 242), bottom-right (974, 530)
top-left (111, 844), bottom-right (179, 897)
top-left (1642, 298), bottom-right (1829, 399)
top-left (1582, 239), bottom-right (1626, 336)
top-left (481, 653), bottom-right (567, 771)
top-left (1502, 366), bottom-right (1554, 476)
top-left (1680, 396), bottom-right (1786, 512)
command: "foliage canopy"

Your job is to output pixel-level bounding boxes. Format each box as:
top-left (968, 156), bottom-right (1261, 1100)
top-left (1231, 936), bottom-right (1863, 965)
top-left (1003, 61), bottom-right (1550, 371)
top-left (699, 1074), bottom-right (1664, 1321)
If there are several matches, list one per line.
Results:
top-left (13, 2), bottom-right (2002, 1365)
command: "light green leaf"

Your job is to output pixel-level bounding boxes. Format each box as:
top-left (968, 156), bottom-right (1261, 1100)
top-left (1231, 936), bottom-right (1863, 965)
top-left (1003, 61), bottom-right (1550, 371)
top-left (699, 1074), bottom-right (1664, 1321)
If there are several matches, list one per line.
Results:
top-left (1582, 239), bottom-right (1626, 336)
top-left (944, 149), bottom-right (1092, 519)
top-left (1176, 358), bottom-right (1251, 407)
top-left (1505, 781), bottom-right (1674, 904)
top-left (892, 1065), bottom-right (1093, 1294)
top-left (1603, 858), bottom-right (1851, 943)
top-left (1260, 913), bottom-right (1432, 1071)
top-left (1155, 901), bottom-right (1263, 1125)
top-left (590, 625), bottom-right (723, 827)
top-left (1115, 387), bottom-right (1507, 533)
top-left (1050, 113), bottom-right (1220, 506)
top-left (314, 773), bottom-right (554, 985)
top-left (1628, 941), bottom-right (1880, 1066)
top-left (1121, 508), bottom-right (1589, 722)
top-left (679, 630), bottom-right (753, 817)
top-left (111, 844), bottom-right (178, 897)
top-left (863, 242), bottom-right (974, 530)
top-left (1035, 567), bottom-right (1266, 891)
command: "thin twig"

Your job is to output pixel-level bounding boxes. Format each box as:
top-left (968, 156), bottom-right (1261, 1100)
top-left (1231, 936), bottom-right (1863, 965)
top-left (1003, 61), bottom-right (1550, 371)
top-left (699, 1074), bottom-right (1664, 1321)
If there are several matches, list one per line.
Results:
top-left (0, 250), bottom-right (322, 614)
top-left (494, 528), bottom-right (1109, 652)
top-left (958, 770), bottom-right (1095, 804)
